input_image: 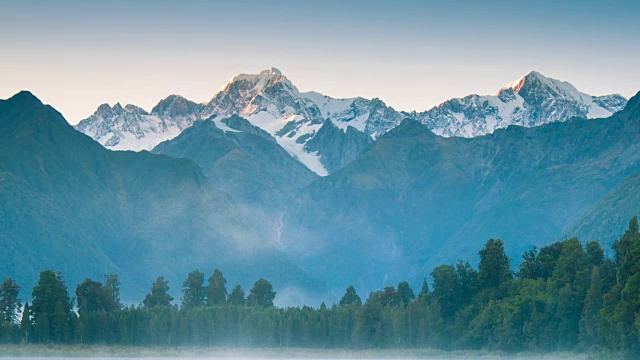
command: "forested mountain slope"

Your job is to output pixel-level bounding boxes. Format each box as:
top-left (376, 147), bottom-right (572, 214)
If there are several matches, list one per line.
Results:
top-left (0, 92), bottom-right (322, 302)
top-left (281, 92), bottom-right (640, 294)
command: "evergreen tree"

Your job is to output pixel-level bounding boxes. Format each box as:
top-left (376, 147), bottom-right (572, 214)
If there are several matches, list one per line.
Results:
top-left (456, 260), bottom-right (479, 304)
top-left (207, 269), bottom-right (227, 305)
top-left (247, 278), bottom-right (275, 307)
top-left (19, 302), bottom-right (31, 343)
top-left (547, 238), bottom-right (591, 350)
top-left (355, 292), bottom-right (384, 346)
top-left (537, 241), bottom-right (565, 280)
top-left (519, 246), bottom-right (543, 279)
top-left (417, 277), bottom-right (430, 302)
top-left (585, 240), bottom-right (605, 267)
top-left (431, 265), bottom-right (459, 321)
top-left (104, 274), bottom-right (123, 310)
top-left (396, 281), bottom-right (415, 307)
top-left (0, 277), bottom-right (21, 324)
top-left (579, 266), bottom-right (603, 348)
top-left (143, 276), bottom-right (174, 308)
top-left (378, 286), bottom-right (400, 307)
top-left (610, 217), bottom-right (640, 352)
top-left (30, 270), bottom-right (74, 343)
top-left (599, 258), bottom-right (617, 294)
top-left (76, 278), bottom-right (115, 314)
top-left (228, 284), bottom-right (246, 306)
top-left (339, 285), bottom-right (362, 305)
top-left (615, 273), bottom-right (640, 352)
top-left (478, 239), bottom-right (512, 296)
top-left (552, 238), bottom-right (591, 287)
top-left (613, 216), bottom-right (640, 284)
top-left (181, 269), bottom-right (206, 308)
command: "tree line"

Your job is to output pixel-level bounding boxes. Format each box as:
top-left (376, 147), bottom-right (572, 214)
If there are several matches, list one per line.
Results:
top-left (2, 217), bottom-right (640, 356)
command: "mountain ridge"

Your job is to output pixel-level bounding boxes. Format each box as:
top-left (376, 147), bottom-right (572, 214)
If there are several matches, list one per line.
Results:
top-left (278, 90), bottom-right (640, 294)
top-left (3, 89), bottom-right (640, 303)
top-left (0, 91), bottom-right (324, 304)
top-left (75, 69), bottom-right (627, 175)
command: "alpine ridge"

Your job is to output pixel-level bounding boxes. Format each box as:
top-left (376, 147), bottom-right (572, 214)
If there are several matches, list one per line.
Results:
top-left (76, 69), bottom-right (627, 175)
top-left (279, 90), bottom-right (640, 296)
top-left (409, 70), bottom-right (627, 137)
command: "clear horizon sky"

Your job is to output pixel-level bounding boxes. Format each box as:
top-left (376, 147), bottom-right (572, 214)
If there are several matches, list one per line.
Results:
top-left (1, 0), bottom-right (639, 124)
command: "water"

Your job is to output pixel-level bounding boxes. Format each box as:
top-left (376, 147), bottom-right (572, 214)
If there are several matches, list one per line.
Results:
top-left (0, 356), bottom-right (587, 360)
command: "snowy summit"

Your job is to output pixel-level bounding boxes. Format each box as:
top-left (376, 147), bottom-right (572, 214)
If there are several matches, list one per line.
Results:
top-left (75, 68), bottom-right (627, 175)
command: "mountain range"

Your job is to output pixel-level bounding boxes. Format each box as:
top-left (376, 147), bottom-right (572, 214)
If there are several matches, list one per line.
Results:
top-left (75, 68), bottom-right (627, 175)
top-left (0, 91), bottom-right (322, 304)
top-left (280, 93), bottom-right (640, 294)
top-left (2, 70), bottom-right (639, 305)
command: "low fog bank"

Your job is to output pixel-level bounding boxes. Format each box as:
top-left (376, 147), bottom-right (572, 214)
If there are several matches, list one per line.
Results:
top-left (0, 345), bottom-right (593, 360)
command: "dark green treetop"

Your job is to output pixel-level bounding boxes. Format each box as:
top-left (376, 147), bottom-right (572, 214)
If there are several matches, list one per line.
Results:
top-left (75, 278), bottom-right (116, 313)
top-left (397, 281), bottom-right (415, 307)
top-left (478, 239), bottom-right (512, 293)
top-left (0, 277), bottom-right (21, 324)
top-left (30, 270), bottom-right (74, 342)
top-left (104, 274), bottom-right (123, 310)
top-left (181, 269), bottom-right (206, 308)
top-left (339, 285), bottom-right (362, 305)
top-left (143, 276), bottom-right (174, 308)
top-left (228, 284), bottom-right (246, 306)
top-left (207, 268), bottom-right (227, 305)
top-left (247, 278), bottom-right (275, 307)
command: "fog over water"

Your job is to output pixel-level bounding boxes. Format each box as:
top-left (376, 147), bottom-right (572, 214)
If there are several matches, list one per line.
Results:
top-left (1, 356), bottom-right (587, 360)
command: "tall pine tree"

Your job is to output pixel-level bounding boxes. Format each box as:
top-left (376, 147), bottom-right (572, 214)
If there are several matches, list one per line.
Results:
top-left (0, 277), bottom-right (21, 324)
top-left (181, 270), bottom-right (206, 308)
top-left (143, 276), bottom-right (174, 308)
top-left (207, 269), bottom-right (227, 306)
top-left (30, 270), bottom-right (74, 343)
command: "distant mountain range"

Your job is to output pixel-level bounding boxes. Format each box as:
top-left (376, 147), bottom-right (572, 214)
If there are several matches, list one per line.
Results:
top-left (75, 69), bottom-right (627, 175)
top-left (2, 74), bottom-right (639, 305)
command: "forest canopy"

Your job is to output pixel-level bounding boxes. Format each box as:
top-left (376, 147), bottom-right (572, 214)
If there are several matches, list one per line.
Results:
top-left (2, 217), bottom-right (640, 357)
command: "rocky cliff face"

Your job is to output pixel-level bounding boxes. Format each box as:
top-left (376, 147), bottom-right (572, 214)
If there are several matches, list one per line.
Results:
top-left (305, 120), bottom-right (374, 173)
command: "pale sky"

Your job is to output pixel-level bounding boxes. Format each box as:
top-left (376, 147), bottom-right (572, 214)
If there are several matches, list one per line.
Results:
top-left (1, 0), bottom-right (639, 124)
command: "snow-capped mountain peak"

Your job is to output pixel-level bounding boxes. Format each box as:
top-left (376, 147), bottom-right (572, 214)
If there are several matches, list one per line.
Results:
top-left (75, 68), bottom-right (628, 175)
top-left (216, 67), bottom-right (296, 102)
top-left (506, 70), bottom-right (590, 104)
top-left (76, 67), bottom-right (403, 174)
top-left (124, 104), bottom-right (148, 114)
top-left (151, 95), bottom-right (200, 117)
top-left (504, 70), bottom-right (556, 92)
top-left (592, 94), bottom-right (628, 114)
top-left (413, 70), bottom-right (627, 137)
top-left (205, 67), bottom-right (308, 118)
top-left (76, 99), bottom-right (199, 151)
top-left (194, 68), bottom-right (402, 175)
